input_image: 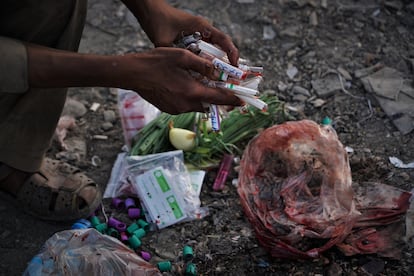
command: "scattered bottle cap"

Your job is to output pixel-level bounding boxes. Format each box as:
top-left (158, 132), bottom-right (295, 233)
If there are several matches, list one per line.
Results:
top-left (71, 222), bottom-right (88, 230)
top-left (107, 227), bottom-right (119, 238)
top-left (133, 228), bottom-right (146, 239)
top-left (139, 250), bottom-right (152, 262)
top-left (95, 222), bottom-right (108, 234)
top-left (89, 216), bottom-right (101, 227)
top-left (124, 198), bottom-right (136, 209)
top-left (108, 217), bottom-right (127, 232)
top-left (126, 222), bottom-right (140, 235)
top-left (137, 219), bottom-right (150, 231)
top-left (183, 245), bottom-right (194, 262)
top-left (321, 116), bottom-right (332, 125)
top-left (111, 198), bottom-right (125, 210)
top-left (128, 208), bottom-right (141, 219)
top-left (120, 232), bottom-right (129, 243)
top-left (71, 218), bottom-right (92, 229)
top-left (185, 262), bottom-right (197, 276)
top-left (157, 261), bottom-right (172, 272)
top-left (128, 235), bottom-right (142, 249)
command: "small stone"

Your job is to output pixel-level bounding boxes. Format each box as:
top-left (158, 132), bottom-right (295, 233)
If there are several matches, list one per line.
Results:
top-left (326, 262), bottom-right (343, 276)
top-left (337, 67), bottom-right (352, 81)
top-left (293, 94), bottom-right (308, 102)
top-left (354, 63), bottom-right (383, 78)
top-left (311, 98), bottom-right (326, 107)
top-left (263, 89), bottom-right (277, 95)
top-left (311, 74), bottom-right (342, 97)
top-left (309, 11), bottom-right (318, 26)
top-left (101, 122), bottom-right (113, 130)
top-left (287, 49), bottom-right (297, 57)
top-left (384, 0), bottom-right (403, 10)
top-left (263, 25), bottom-right (276, 40)
top-left (292, 85), bottom-right (311, 97)
top-left (286, 65), bottom-right (299, 80)
top-left (398, 172), bottom-right (410, 181)
top-left (393, 115), bottom-right (414, 135)
top-left (277, 81), bottom-right (288, 92)
top-left (62, 98), bottom-right (87, 118)
top-left (103, 110), bottom-right (116, 123)
top-left (361, 259), bottom-right (385, 275)
top-left (280, 25), bottom-right (301, 38)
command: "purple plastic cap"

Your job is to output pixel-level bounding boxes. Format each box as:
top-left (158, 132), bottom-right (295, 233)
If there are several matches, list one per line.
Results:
top-left (140, 251), bottom-right (151, 262)
top-left (120, 232), bottom-right (129, 243)
top-left (108, 217), bottom-right (127, 232)
top-left (111, 198), bottom-right (125, 210)
top-left (124, 198), bottom-right (136, 209)
top-left (128, 208), bottom-right (141, 219)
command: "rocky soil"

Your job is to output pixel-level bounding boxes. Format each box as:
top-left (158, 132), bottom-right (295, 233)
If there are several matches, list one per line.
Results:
top-left (1, 0), bottom-right (414, 275)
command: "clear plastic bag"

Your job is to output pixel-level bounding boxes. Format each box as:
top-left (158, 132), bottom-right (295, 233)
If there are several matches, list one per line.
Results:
top-left (117, 89), bottom-right (160, 148)
top-left (126, 150), bottom-right (208, 229)
top-left (23, 228), bottom-right (161, 276)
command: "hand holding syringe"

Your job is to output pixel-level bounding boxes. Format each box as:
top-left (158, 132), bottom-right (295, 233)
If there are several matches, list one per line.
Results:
top-left (177, 33), bottom-right (266, 130)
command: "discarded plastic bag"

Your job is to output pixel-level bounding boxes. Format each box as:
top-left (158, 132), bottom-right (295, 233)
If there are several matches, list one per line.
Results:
top-left (23, 228), bottom-right (161, 276)
top-left (103, 151), bottom-right (129, 198)
top-left (238, 120), bottom-right (411, 259)
top-left (108, 150), bottom-right (208, 229)
top-left (117, 89), bottom-right (160, 148)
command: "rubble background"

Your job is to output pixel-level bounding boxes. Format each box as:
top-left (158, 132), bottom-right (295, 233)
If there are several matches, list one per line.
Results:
top-left (1, 0), bottom-right (414, 275)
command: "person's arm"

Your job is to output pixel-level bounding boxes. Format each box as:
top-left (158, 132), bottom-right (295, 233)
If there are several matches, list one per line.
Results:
top-left (26, 44), bottom-right (242, 114)
top-left (121, 0), bottom-right (240, 65)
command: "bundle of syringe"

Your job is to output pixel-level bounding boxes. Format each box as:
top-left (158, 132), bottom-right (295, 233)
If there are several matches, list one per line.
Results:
top-left (177, 32), bottom-right (266, 131)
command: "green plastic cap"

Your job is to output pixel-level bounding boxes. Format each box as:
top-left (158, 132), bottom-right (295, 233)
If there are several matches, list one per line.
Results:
top-left (133, 228), bottom-right (146, 239)
top-left (321, 116), bottom-right (332, 125)
top-left (90, 216), bottom-right (101, 227)
top-left (128, 235), bottom-right (142, 249)
top-left (107, 227), bottom-right (119, 238)
top-left (126, 223), bottom-right (139, 235)
top-left (183, 245), bottom-right (194, 261)
top-left (185, 263), bottom-right (197, 276)
top-left (137, 219), bottom-right (150, 231)
top-left (95, 223), bottom-right (107, 234)
top-left (157, 261), bottom-right (172, 272)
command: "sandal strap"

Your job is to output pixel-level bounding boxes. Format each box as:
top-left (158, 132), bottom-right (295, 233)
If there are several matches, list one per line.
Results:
top-left (14, 158), bottom-right (101, 221)
top-left (27, 158), bottom-right (97, 192)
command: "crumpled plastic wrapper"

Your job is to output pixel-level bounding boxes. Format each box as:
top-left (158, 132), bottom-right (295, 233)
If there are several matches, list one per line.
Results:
top-left (24, 228), bottom-right (161, 276)
top-left (238, 120), bottom-right (411, 259)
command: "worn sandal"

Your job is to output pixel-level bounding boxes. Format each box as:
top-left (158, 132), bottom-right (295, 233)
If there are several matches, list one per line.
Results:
top-left (0, 158), bottom-right (102, 221)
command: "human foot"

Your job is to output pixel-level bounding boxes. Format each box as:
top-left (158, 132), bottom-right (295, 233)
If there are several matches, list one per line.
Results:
top-left (0, 158), bottom-right (102, 221)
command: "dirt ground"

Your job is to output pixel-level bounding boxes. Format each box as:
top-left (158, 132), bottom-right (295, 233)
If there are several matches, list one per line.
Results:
top-left (1, 0), bottom-right (414, 275)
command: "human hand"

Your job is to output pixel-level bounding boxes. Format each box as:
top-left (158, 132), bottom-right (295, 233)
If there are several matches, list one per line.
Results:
top-left (123, 0), bottom-right (239, 65)
top-left (117, 47), bottom-right (242, 114)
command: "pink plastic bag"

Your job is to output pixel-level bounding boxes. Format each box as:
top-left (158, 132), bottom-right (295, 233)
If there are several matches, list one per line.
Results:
top-left (238, 120), bottom-right (411, 259)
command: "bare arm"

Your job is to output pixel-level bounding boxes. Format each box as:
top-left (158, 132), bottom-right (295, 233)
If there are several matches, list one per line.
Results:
top-left (27, 44), bottom-right (242, 114)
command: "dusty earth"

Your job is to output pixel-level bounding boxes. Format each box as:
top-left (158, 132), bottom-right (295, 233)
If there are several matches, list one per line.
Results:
top-left (1, 0), bottom-right (414, 275)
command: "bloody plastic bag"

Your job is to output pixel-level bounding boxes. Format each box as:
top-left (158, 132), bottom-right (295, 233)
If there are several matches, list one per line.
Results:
top-left (237, 120), bottom-right (411, 259)
top-left (23, 228), bottom-right (161, 276)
